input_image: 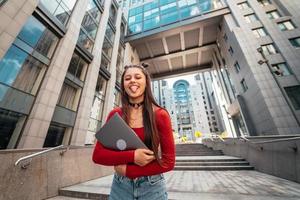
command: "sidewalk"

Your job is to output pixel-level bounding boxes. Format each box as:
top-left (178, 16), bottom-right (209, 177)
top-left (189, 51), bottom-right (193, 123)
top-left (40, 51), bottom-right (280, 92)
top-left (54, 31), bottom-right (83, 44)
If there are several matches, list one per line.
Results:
top-left (49, 168), bottom-right (300, 199)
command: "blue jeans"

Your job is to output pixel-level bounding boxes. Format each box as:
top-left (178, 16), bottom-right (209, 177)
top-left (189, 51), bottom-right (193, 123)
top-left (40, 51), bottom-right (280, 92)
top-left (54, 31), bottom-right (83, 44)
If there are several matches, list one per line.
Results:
top-left (109, 173), bottom-right (168, 200)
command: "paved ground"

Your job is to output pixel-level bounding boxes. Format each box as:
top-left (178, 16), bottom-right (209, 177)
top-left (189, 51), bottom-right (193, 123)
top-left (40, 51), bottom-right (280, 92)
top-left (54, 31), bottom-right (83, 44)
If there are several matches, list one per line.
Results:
top-left (48, 156), bottom-right (300, 200)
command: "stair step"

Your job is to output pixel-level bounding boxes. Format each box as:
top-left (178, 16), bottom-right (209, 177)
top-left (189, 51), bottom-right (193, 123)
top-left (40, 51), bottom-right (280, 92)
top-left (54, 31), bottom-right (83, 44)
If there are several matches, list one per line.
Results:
top-left (175, 161), bottom-right (250, 166)
top-left (175, 158), bottom-right (246, 162)
top-left (174, 165), bottom-right (254, 171)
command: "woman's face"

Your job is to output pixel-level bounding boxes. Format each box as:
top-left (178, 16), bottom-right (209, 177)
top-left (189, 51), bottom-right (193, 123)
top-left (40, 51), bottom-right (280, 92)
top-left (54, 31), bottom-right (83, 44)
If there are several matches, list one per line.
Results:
top-left (123, 67), bottom-right (146, 101)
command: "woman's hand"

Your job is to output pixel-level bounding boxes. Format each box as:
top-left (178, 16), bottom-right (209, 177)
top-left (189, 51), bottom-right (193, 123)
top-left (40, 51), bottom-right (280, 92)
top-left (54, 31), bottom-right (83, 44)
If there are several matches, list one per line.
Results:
top-left (134, 149), bottom-right (155, 166)
top-left (114, 165), bottom-right (126, 176)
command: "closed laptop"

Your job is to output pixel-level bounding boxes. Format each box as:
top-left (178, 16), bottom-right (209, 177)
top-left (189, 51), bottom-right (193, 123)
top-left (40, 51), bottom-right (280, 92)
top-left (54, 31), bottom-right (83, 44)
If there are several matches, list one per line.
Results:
top-left (95, 113), bottom-right (148, 151)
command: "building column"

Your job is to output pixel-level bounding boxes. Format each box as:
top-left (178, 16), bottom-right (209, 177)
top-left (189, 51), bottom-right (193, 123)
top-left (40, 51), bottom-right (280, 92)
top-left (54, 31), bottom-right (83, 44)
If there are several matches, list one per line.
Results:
top-left (18, 0), bottom-right (88, 148)
top-left (70, 0), bottom-right (113, 146)
top-left (102, 6), bottom-right (123, 119)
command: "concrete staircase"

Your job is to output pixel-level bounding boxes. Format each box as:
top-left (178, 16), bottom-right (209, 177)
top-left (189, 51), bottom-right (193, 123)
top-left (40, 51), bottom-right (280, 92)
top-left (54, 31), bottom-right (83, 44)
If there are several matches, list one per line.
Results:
top-left (176, 143), bottom-right (223, 156)
top-left (48, 144), bottom-right (254, 200)
top-left (174, 144), bottom-right (254, 171)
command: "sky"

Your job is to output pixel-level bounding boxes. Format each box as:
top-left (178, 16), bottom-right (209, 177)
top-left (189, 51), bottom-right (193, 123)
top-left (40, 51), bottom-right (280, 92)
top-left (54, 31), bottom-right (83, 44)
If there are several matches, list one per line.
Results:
top-left (165, 74), bottom-right (197, 88)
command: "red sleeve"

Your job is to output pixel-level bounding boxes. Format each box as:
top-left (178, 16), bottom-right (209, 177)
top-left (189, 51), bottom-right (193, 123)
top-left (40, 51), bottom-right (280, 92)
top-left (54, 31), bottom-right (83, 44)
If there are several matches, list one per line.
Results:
top-left (125, 109), bottom-right (175, 178)
top-left (92, 108), bottom-right (135, 166)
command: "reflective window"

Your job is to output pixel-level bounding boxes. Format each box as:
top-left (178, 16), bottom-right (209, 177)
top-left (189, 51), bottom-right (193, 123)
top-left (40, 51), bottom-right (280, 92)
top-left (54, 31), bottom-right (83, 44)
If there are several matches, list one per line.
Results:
top-left (116, 44), bottom-right (124, 83)
top-left (258, 0), bottom-right (271, 6)
top-left (68, 52), bottom-right (88, 81)
top-left (271, 63), bottom-right (291, 76)
top-left (89, 75), bottom-right (107, 132)
top-left (240, 79), bottom-right (248, 92)
top-left (160, 2), bottom-right (177, 15)
top-left (252, 27), bottom-right (267, 38)
top-left (129, 23), bottom-right (142, 34)
top-left (244, 14), bottom-right (258, 23)
top-left (160, 0), bottom-right (176, 6)
top-left (144, 0), bottom-right (158, 11)
top-left (0, 109), bottom-right (26, 149)
top-left (161, 11), bottom-right (178, 25)
top-left (234, 62), bottom-right (241, 73)
top-left (267, 10), bottom-right (280, 19)
top-left (285, 85), bottom-right (300, 110)
top-left (238, 2), bottom-right (250, 9)
top-left (43, 124), bottom-right (65, 147)
top-left (102, 38), bottom-right (113, 59)
top-left (289, 37), bottom-right (300, 48)
top-left (78, 0), bottom-right (102, 52)
top-left (113, 88), bottom-right (121, 107)
top-left (57, 82), bottom-right (77, 110)
top-left (129, 13), bottom-right (143, 25)
top-left (109, 3), bottom-right (117, 25)
top-left (278, 20), bottom-right (296, 31)
top-left (0, 45), bottom-right (47, 95)
top-left (40, 0), bottom-right (77, 25)
top-left (144, 17), bottom-right (160, 30)
top-left (180, 5), bottom-right (200, 19)
top-left (129, 5), bottom-right (143, 16)
top-left (17, 16), bottom-right (59, 58)
top-left (100, 53), bottom-right (110, 70)
top-left (105, 24), bottom-right (115, 43)
top-left (261, 43), bottom-right (278, 55)
top-left (144, 8), bottom-right (159, 20)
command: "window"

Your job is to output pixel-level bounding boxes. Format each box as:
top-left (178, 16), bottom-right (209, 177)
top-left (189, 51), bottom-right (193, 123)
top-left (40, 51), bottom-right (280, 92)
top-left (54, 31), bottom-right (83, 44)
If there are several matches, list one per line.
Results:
top-left (102, 37), bottom-right (114, 59)
top-left (116, 45), bottom-right (125, 83)
top-left (223, 34), bottom-right (228, 42)
top-left (40, 0), bottom-right (77, 25)
top-left (278, 20), bottom-right (296, 31)
top-left (43, 124), bottom-right (65, 147)
top-left (238, 2), bottom-right (250, 9)
top-left (78, 0), bottom-right (102, 52)
top-left (241, 79), bottom-right (248, 92)
top-left (113, 88), bottom-right (121, 107)
top-left (284, 85), bottom-right (300, 110)
top-left (17, 16), bottom-right (59, 58)
top-left (89, 75), bottom-right (107, 132)
top-left (234, 62), bottom-right (241, 73)
top-left (271, 63), bottom-right (291, 76)
top-left (109, 3), bottom-right (117, 25)
top-left (252, 27), bottom-right (267, 38)
top-left (0, 109), bottom-right (26, 149)
top-left (267, 10), bottom-right (280, 19)
top-left (57, 82), bottom-right (78, 110)
top-left (257, 0), bottom-right (271, 6)
top-left (67, 52), bottom-right (88, 81)
top-left (289, 37), bottom-right (300, 48)
top-left (0, 45), bottom-right (47, 95)
top-left (244, 14), bottom-right (258, 23)
top-left (261, 44), bottom-right (278, 55)
top-left (228, 46), bottom-right (234, 56)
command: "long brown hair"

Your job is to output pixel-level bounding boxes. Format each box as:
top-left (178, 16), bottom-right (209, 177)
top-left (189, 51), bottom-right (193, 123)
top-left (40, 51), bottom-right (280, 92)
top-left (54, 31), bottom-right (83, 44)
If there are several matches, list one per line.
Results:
top-left (120, 63), bottom-right (162, 164)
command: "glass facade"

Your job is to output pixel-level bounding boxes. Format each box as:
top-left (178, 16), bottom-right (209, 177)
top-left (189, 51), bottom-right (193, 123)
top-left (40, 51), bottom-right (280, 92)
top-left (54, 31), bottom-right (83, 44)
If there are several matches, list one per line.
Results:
top-left (68, 52), bottom-right (88, 81)
top-left (89, 75), bottom-right (107, 133)
top-left (78, 0), bottom-right (102, 52)
top-left (40, 0), bottom-right (77, 26)
top-left (0, 16), bottom-right (59, 149)
top-left (128, 0), bottom-right (223, 34)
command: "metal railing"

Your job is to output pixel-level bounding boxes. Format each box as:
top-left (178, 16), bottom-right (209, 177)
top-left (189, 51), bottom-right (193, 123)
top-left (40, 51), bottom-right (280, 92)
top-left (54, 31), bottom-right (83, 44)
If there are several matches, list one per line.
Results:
top-left (15, 145), bottom-right (67, 169)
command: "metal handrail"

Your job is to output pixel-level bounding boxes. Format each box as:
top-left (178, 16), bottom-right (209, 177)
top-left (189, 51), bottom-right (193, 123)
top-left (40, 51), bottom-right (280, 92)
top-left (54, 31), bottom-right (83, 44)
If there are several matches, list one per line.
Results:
top-left (15, 145), bottom-right (66, 169)
top-left (239, 136), bottom-right (250, 142)
top-left (252, 136), bottom-right (300, 144)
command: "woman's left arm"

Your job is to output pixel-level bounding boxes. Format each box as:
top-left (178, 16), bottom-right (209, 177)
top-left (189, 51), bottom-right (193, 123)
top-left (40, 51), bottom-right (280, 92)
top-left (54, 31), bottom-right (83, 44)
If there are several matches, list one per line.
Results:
top-left (125, 109), bottom-right (175, 179)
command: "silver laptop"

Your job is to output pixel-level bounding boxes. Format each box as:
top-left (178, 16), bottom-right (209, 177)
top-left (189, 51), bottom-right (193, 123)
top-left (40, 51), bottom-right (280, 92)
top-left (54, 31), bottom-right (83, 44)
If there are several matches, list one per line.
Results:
top-left (95, 113), bottom-right (148, 151)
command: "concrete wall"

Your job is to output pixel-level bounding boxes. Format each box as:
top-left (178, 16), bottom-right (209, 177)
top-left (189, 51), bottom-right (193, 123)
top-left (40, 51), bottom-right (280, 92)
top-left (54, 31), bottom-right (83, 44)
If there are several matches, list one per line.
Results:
top-left (0, 146), bottom-right (113, 200)
top-left (203, 136), bottom-right (300, 183)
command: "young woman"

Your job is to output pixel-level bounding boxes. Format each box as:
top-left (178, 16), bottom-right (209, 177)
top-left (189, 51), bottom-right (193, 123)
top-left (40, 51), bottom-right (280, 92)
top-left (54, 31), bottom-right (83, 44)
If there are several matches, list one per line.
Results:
top-left (92, 64), bottom-right (175, 200)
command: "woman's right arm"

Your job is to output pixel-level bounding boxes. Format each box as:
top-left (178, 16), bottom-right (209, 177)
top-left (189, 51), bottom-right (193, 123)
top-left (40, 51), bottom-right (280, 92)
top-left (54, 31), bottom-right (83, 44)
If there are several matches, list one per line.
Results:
top-left (92, 108), bottom-right (135, 166)
top-left (92, 141), bottom-right (135, 166)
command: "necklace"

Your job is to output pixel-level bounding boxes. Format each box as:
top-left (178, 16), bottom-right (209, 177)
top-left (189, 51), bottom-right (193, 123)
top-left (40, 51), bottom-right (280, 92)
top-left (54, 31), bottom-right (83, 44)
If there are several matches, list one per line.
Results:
top-left (129, 101), bottom-right (144, 108)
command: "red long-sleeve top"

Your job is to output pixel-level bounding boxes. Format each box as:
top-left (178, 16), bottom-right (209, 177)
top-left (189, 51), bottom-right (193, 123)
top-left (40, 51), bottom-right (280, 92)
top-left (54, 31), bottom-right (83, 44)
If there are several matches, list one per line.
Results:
top-left (92, 107), bottom-right (175, 179)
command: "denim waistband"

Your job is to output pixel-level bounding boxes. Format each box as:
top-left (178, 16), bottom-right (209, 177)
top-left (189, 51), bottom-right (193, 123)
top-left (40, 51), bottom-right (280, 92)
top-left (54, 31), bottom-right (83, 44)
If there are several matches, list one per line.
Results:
top-left (114, 173), bottom-right (164, 184)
